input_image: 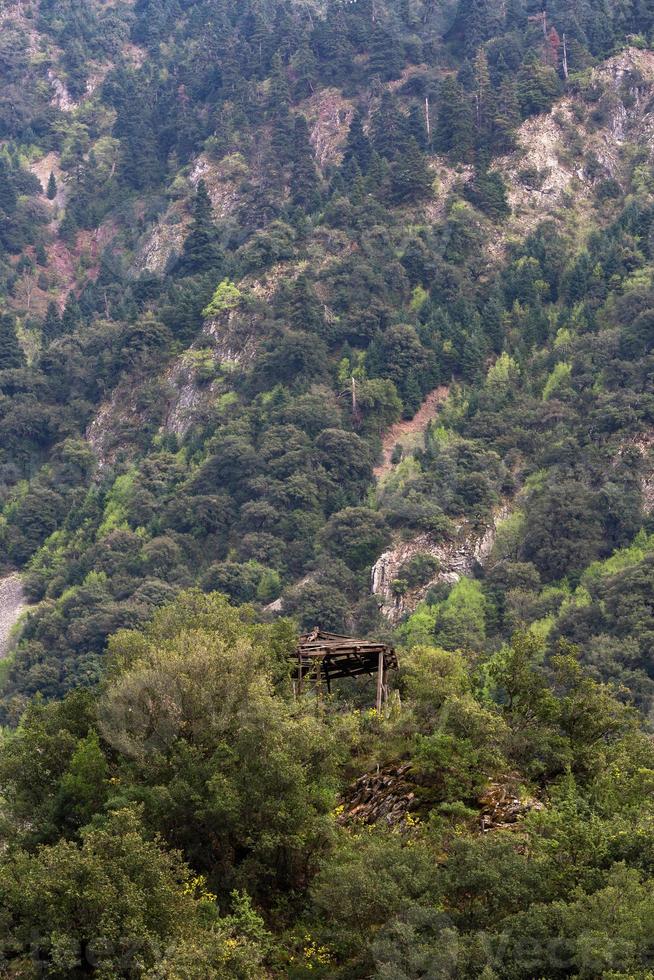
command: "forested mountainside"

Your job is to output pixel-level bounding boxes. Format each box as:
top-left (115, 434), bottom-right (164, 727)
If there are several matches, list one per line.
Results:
top-left (3, 0), bottom-right (654, 975)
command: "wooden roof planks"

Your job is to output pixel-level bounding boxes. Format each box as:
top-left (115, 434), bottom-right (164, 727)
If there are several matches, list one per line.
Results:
top-left (293, 628), bottom-right (397, 708)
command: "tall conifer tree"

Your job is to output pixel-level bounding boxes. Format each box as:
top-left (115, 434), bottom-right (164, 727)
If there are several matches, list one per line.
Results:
top-left (290, 116), bottom-right (320, 209)
top-left (176, 181), bottom-right (223, 276)
top-left (0, 314), bottom-right (24, 370)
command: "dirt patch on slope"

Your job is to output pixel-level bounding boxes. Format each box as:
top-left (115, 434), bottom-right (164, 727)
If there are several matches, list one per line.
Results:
top-left (374, 385), bottom-right (449, 480)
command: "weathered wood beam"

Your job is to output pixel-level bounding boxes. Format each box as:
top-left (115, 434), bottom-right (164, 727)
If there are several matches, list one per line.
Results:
top-left (376, 649), bottom-right (384, 713)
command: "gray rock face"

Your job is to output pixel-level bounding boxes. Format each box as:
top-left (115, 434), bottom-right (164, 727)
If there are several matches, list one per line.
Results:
top-left (0, 574), bottom-right (26, 659)
top-left (371, 505), bottom-right (511, 624)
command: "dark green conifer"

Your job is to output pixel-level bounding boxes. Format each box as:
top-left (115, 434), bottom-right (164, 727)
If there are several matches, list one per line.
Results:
top-left (0, 314), bottom-right (25, 370)
top-left (176, 181), bottom-right (223, 276)
top-left (59, 210), bottom-right (79, 247)
top-left (62, 295), bottom-right (81, 334)
top-left (368, 26), bottom-right (403, 81)
top-left (292, 41), bottom-right (317, 100)
top-left (517, 52), bottom-right (562, 117)
top-left (391, 138), bottom-right (433, 204)
top-left (290, 116), bottom-right (320, 210)
top-left (366, 151), bottom-right (391, 200)
top-left (490, 77), bottom-right (521, 152)
top-left (434, 76), bottom-right (475, 161)
top-left (343, 109), bottom-right (373, 176)
top-left (0, 160), bottom-right (17, 214)
top-left (271, 104), bottom-right (295, 163)
top-left (269, 52), bottom-right (291, 114)
top-left (464, 160), bottom-right (510, 219)
top-left (42, 301), bottom-right (63, 344)
top-left (408, 104), bottom-right (428, 150)
top-left (47, 171), bottom-right (57, 200)
top-left (289, 274), bottom-right (324, 333)
top-left (370, 92), bottom-right (410, 160)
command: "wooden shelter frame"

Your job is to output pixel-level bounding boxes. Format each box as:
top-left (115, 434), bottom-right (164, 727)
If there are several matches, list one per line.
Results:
top-left (293, 629), bottom-right (397, 711)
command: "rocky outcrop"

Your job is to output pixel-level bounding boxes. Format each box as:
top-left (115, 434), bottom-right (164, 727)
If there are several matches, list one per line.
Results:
top-left (479, 775), bottom-right (544, 832)
top-left (0, 574), bottom-right (26, 660)
top-left (86, 384), bottom-right (145, 469)
top-left (339, 764), bottom-right (543, 832)
top-left (301, 87), bottom-right (355, 169)
top-left (136, 214), bottom-right (188, 274)
top-left (47, 69), bottom-right (78, 113)
top-left (371, 506), bottom-right (510, 624)
top-left (492, 47), bottom-right (654, 248)
top-left (339, 764), bottom-right (419, 828)
top-left (162, 354), bottom-right (220, 438)
top-left (189, 153), bottom-right (242, 218)
top-left (618, 431), bottom-right (654, 514)
top-left (203, 306), bottom-right (262, 366)
top-left (29, 151), bottom-right (66, 209)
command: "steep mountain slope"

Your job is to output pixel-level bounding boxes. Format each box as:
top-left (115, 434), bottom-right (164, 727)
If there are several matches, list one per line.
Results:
top-left (371, 45), bottom-right (654, 621)
top-left (0, 0), bottom-right (652, 723)
top-left (3, 2), bottom-right (654, 977)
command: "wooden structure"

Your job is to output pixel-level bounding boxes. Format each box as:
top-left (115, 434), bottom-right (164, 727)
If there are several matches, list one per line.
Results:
top-left (293, 629), bottom-right (397, 711)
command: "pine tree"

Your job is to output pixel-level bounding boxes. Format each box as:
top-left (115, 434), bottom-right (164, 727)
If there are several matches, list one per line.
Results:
top-left (366, 151), bottom-right (391, 200)
top-left (505, 0), bottom-right (527, 31)
top-left (59, 210), bottom-right (79, 247)
top-left (460, 325), bottom-right (487, 381)
top-left (271, 104), bottom-right (295, 163)
top-left (434, 77), bottom-right (475, 161)
top-left (517, 52), bottom-right (561, 117)
top-left (368, 26), bottom-right (403, 81)
top-left (248, 13), bottom-right (272, 79)
top-left (220, 39), bottom-right (246, 104)
top-left (289, 274), bottom-right (324, 333)
top-left (47, 170), bottom-right (57, 200)
top-left (408, 104), bottom-right (428, 150)
top-left (473, 49), bottom-right (491, 135)
top-left (0, 159), bottom-right (17, 214)
top-left (269, 51), bottom-right (291, 114)
top-left (42, 301), bottom-right (63, 344)
top-left (290, 115), bottom-right (320, 210)
top-left (292, 41), bottom-right (317, 100)
top-left (176, 180), bottom-right (223, 276)
top-left (490, 77), bottom-right (521, 152)
top-left (62, 295), bottom-right (81, 334)
top-left (0, 314), bottom-right (25, 370)
top-left (370, 92), bottom-right (410, 160)
top-left (342, 108), bottom-right (373, 177)
top-left (482, 291), bottom-right (505, 353)
top-left (456, 0), bottom-right (498, 56)
top-left (391, 138), bottom-right (434, 204)
top-left (464, 161), bottom-right (510, 219)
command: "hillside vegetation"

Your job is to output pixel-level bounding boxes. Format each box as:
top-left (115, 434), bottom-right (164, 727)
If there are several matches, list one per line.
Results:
top-left (2, 0), bottom-right (654, 975)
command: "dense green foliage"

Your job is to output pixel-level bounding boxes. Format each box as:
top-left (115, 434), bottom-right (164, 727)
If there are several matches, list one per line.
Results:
top-left (0, 593), bottom-right (652, 977)
top-left (2, 0), bottom-right (654, 974)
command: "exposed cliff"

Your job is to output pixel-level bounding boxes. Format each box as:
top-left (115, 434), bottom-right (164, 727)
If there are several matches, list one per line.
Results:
top-left (371, 506), bottom-right (511, 624)
top-left (0, 575), bottom-right (26, 660)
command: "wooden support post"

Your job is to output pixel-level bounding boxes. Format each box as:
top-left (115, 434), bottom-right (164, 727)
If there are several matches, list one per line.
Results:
top-left (376, 650), bottom-right (384, 713)
top-left (315, 657), bottom-right (323, 701)
top-left (298, 659), bottom-right (303, 696)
